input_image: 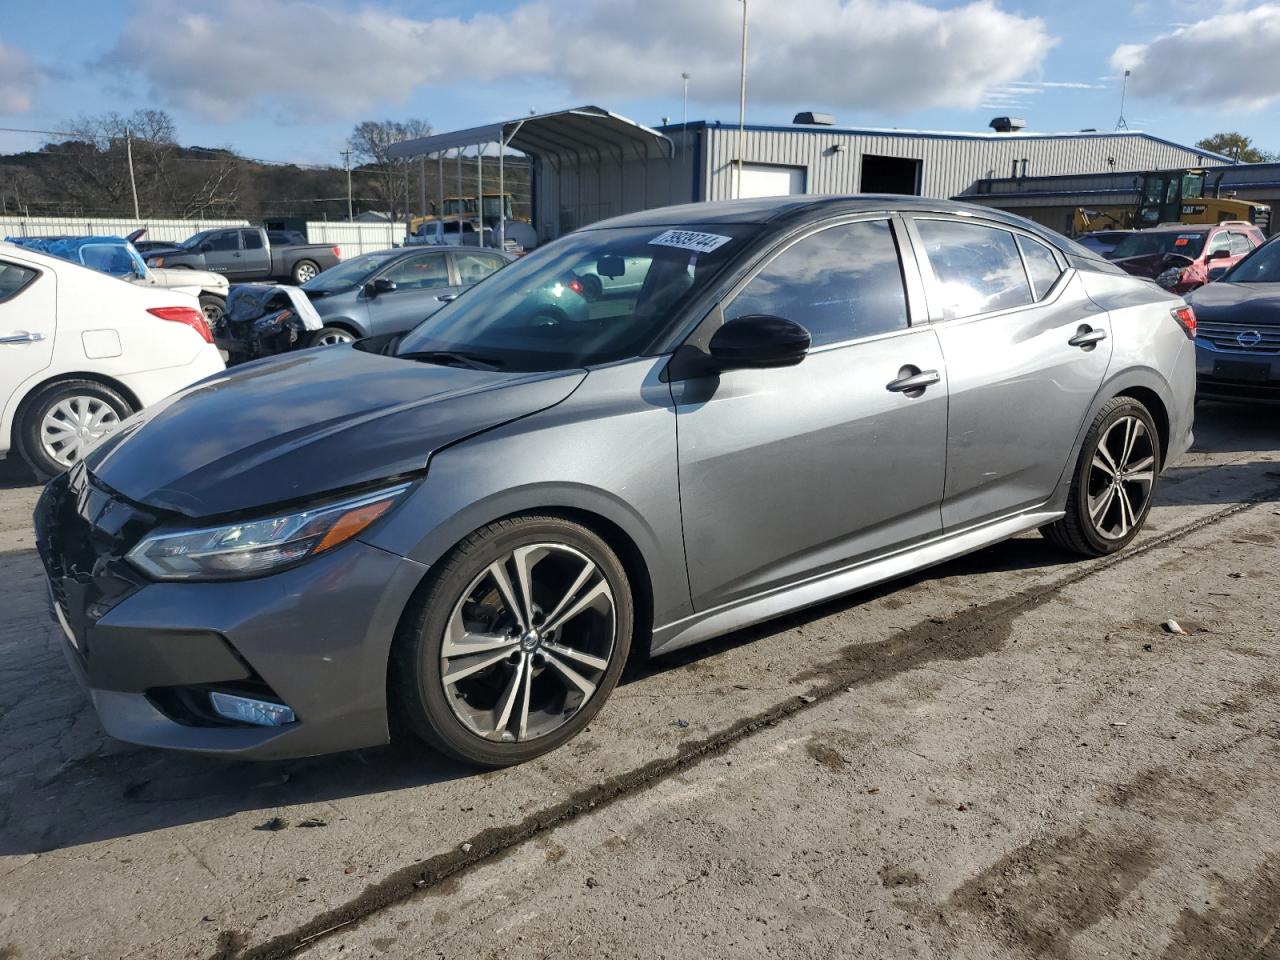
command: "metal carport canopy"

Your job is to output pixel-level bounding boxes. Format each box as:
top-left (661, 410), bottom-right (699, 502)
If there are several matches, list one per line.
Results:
top-left (386, 106), bottom-right (674, 244)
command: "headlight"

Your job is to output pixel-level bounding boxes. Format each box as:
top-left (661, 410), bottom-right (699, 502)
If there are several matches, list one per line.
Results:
top-left (126, 482), bottom-right (411, 581)
top-left (148, 256), bottom-right (163, 267)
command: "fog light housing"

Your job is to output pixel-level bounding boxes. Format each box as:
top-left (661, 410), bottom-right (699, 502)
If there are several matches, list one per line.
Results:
top-left (209, 691), bottom-right (296, 727)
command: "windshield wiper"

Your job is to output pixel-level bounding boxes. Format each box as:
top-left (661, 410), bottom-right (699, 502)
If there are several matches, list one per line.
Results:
top-left (400, 350), bottom-right (504, 371)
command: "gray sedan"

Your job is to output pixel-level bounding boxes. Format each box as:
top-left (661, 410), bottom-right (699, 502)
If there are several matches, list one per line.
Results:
top-left (35, 196), bottom-right (1195, 768)
top-left (299, 246), bottom-right (515, 345)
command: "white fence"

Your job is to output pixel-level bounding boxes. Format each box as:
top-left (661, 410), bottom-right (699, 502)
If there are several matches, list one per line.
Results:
top-left (304, 221), bottom-right (406, 257)
top-left (0, 216), bottom-right (407, 259)
top-left (0, 217), bottom-right (250, 241)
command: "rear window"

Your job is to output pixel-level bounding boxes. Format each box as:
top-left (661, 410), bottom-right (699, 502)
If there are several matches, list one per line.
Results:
top-left (915, 219), bottom-right (1033, 320)
top-left (0, 260), bottom-right (38, 302)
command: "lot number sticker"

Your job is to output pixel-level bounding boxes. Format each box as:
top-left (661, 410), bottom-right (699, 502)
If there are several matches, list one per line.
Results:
top-left (649, 229), bottom-right (733, 254)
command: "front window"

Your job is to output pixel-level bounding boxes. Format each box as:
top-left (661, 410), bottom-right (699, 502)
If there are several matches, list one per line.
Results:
top-left (1109, 232), bottom-right (1207, 260)
top-left (380, 253), bottom-right (450, 289)
top-left (396, 224), bottom-right (756, 371)
top-left (1223, 240), bottom-right (1280, 283)
top-left (301, 252), bottom-right (397, 293)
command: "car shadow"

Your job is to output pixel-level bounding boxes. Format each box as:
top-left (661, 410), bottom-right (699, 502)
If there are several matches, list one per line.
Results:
top-left (0, 455), bottom-right (38, 490)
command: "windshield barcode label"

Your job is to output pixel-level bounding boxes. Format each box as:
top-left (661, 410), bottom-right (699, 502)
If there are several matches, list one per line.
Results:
top-left (648, 230), bottom-right (732, 254)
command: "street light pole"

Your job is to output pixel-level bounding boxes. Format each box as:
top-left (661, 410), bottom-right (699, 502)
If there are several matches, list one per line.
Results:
top-left (125, 127), bottom-right (140, 219)
top-left (736, 0), bottom-right (748, 199)
top-left (681, 71), bottom-right (690, 158)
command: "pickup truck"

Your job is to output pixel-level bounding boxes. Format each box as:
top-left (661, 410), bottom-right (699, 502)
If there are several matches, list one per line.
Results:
top-left (142, 227), bottom-right (342, 284)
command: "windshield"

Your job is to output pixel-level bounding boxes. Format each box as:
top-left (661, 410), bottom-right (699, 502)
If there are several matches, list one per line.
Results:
top-left (1224, 239), bottom-right (1280, 283)
top-left (301, 252), bottom-right (397, 293)
top-left (396, 223), bottom-right (756, 372)
top-left (1110, 232), bottom-right (1206, 260)
top-left (181, 231), bottom-right (209, 249)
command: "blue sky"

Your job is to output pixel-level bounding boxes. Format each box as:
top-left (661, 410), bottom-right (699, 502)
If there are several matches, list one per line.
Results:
top-left (1, 0), bottom-right (1277, 165)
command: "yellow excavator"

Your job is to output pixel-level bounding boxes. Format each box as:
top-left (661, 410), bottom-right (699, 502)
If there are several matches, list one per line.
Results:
top-left (1073, 168), bottom-right (1270, 235)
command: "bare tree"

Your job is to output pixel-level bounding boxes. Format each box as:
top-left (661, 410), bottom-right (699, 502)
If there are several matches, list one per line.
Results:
top-left (347, 119), bottom-right (432, 220)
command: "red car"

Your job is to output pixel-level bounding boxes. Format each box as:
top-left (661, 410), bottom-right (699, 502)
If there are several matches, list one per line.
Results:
top-left (1107, 221), bottom-right (1265, 293)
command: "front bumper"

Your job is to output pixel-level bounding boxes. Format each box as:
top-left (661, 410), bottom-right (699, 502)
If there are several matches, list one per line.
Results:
top-left (1195, 338), bottom-right (1280, 402)
top-left (35, 467), bottom-right (427, 760)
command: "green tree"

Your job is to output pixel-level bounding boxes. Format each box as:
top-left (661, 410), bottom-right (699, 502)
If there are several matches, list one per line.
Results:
top-left (1195, 131), bottom-right (1279, 164)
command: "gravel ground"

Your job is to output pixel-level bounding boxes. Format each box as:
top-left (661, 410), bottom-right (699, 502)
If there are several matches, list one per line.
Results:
top-left (0, 401), bottom-right (1277, 960)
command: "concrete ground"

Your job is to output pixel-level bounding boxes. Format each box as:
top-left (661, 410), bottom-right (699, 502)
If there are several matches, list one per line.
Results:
top-left (0, 401), bottom-right (1277, 960)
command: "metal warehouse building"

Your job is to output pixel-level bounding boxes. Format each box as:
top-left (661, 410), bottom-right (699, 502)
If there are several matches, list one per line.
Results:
top-left (390, 106), bottom-right (1230, 245)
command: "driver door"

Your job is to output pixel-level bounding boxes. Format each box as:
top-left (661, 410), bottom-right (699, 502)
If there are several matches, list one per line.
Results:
top-left (671, 218), bottom-right (948, 611)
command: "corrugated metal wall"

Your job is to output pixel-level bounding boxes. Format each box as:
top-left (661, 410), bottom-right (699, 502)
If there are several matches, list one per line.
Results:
top-left (304, 221), bottom-right (406, 256)
top-left (533, 149), bottom-right (695, 242)
top-left (699, 127), bottom-right (1224, 201)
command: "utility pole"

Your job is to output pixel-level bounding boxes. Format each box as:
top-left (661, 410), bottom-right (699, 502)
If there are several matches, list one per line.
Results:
top-left (419, 155), bottom-right (427, 220)
top-left (681, 71), bottom-right (690, 158)
top-left (736, 1), bottom-right (748, 198)
top-left (125, 127), bottom-right (140, 219)
top-left (341, 149), bottom-right (353, 220)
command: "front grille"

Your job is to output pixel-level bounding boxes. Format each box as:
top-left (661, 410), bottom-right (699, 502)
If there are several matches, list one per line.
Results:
top-left (34, 464), bottom-right (161, 656)
top-left (1197, 321), bottom-right (1280, 355)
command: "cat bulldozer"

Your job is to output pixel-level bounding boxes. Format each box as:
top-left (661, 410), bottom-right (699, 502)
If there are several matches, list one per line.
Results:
top-left (1073, 168), bottom-right (1269, 236)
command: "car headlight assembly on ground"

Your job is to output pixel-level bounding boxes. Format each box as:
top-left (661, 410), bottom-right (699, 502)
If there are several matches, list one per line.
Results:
top-left (126, 481), bottom-right (412, 580)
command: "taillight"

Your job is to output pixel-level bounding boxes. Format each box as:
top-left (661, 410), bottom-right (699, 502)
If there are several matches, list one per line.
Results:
top-left (568, 278), bottom-right (584, 297)
top-left (331, 246), bottom-right (341, 259)
top-left (148, 306), bottom-right (213, 344)
top-left (1171, 305), bottom-right (1197, 339)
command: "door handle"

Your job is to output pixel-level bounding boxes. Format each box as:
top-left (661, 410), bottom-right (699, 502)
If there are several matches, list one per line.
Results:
top-left (886, 368), bottom-right (941, 394)
top-left (1068, 326), bottom-right (1108, 348)
top-left (436, 293), bottom-right (459, 302)
top-left (0, 332), bottom-right (45, 344)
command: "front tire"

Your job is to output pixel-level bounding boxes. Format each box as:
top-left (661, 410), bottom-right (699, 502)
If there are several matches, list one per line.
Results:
top-left (1042, 397), bottom-right (1161, 556)
top-left (199, 294), bottom-right (226, 328)
top-left (309, 325), bottom-right (356, 347)
top-left (291, 259), bottom-right (320, 284)
top-left (391, 515), bottom-right (633, 768)
top-left (17, 379), bottom-right (133, 478)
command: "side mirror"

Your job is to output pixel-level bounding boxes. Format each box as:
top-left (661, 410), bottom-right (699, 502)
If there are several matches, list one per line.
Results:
top-left (597, 255), bottom-right (625, 279)
top-left (367, 277), bottom-right (397, 296)
top-left (707, 315), bottom-right (810, 371)
top-left (1207, 265), bottom-right (1229, 282)
top-left (1207, 248), bottom-right (1231, 261)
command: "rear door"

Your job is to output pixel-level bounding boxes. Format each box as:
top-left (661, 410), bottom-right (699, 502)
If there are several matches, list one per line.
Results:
top-left (237, 230), bottom-right (272, 279)
top-left (451, 251), bottom-right (508, 297)
top-left (0, 257), bottom-right (56, 441)
top-left (907, 216), bottom-right (1111, 530)
top-left (364, 252), bottom-right (454, 335)
top-left (672, 216), bottom-right (948, 610)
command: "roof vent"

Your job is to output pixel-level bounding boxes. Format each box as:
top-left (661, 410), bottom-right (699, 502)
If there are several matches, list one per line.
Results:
top-left (989, 116), bottom-right (1026, 133)
top-left (793, 111), bottom-right (835, 126)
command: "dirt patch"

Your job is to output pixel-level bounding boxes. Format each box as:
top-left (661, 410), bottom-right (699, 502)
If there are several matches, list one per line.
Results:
top-left (1160, 857), bottom-right (1280, 960)
top-left (879, 864), bottom-right (924, 889)
top-left (949, 827), bottom-right (1157, 958)
top-left (804, 740), bottom-right (850, 771)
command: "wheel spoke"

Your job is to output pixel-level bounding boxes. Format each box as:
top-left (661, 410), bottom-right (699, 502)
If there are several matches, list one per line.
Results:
top-left (486, 560), bottom-right (527, 631)
top-left (542, 580), bottom-right (611, 635)
top-left (443, 647), bottom-right (514, 686)
top-left (1120, 418), bottom-right (1143, 467)
top-left (540, 558), bottom-right (598, 632)
top-left (546, 643), bottom-right (609, 673)
top-left (1115, 485), bottom-right (1134, 536)
top-left (1089, 485), bottom-right (1116, 525)
top-left (491, 653), bottom-right (526, 739)
top-left (517, 657), bottom-right (534, 741)
top-left (511, 545), bottom-right (544, 628)
top-left (1124, 470), bottom-right (1155, 487)
top-left (41, 419), bottom-right (76, 440)
top-left (1093, 445), bottom-right (1120, 478)
top-left (543, 650), bottom-right (597, 700)
top-left (442, 620), bottom-right (519, 659)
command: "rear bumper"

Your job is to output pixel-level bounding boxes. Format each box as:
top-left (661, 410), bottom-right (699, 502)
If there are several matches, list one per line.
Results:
top-left (43, 518), bottom-right (427, 760)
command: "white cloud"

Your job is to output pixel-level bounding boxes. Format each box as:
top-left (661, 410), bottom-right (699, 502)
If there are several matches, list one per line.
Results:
top-left (0, 40), bottom-right (44, 114)
top-left (101, 0), bottom-right (1054, 123)
top-left (1110, 4), bottom-right (1280, 110)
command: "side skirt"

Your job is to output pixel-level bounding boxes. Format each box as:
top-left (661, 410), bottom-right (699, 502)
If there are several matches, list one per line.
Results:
top-left (649, 509), bottom-right (1064, 657)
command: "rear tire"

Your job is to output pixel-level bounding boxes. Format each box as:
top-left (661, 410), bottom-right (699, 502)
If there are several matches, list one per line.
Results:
top-left (291, 259), bottom-right (320, 284)
top-left (17, 379), bottom-right (133, 479)
top-left (1042, 397), bottom-right (1161, 557)
top-left (390, 515), bottom-right (633, 768)
top-left (198, 294), bottom-right (226, 328)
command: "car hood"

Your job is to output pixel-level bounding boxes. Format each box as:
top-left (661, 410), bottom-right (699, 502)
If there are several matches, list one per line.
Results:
top-left (1186, 282), bottom-right (1280, 326)
top-left (1112, 252), bottom-right (1193, 279)
top-left (84, 346), bottom-right (585, 518)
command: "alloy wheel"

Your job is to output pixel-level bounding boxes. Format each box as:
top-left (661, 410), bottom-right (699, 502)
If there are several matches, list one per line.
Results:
top-left (295, 263), bottom-right (318, 282)
top-left (1086, 415), bottom-right (1156, 541)
top-left (40, 396), bottom-right (120, 467)
top-left (440, 543), bottom-right (616, 743)
top-left (201, 300), bottom-right (225, 326)
top-left (317, 330), bottom-right (354, 345)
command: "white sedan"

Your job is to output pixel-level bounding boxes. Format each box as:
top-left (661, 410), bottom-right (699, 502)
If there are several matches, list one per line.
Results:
top-left (0, 242), bottom-right (225, 477)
